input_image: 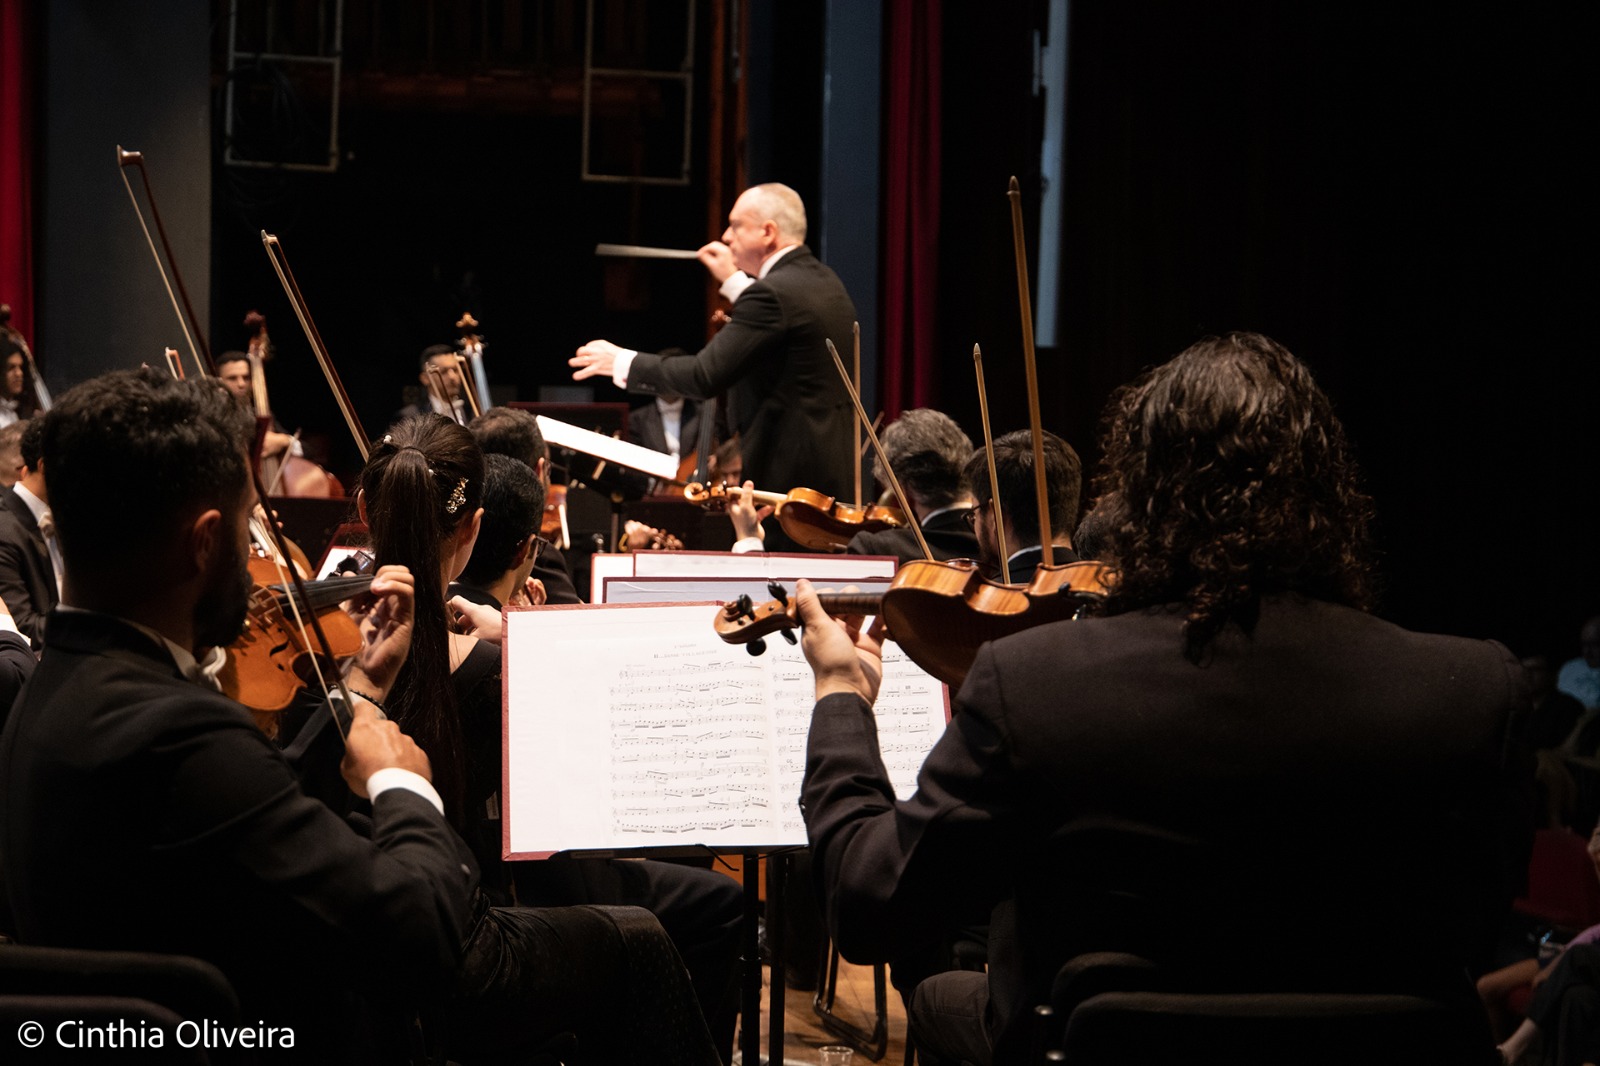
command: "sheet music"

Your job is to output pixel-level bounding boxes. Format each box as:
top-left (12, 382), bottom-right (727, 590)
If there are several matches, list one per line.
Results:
top-left (629, 551), bottom-right (897, 581)
top-left (504, 603), bottom-right (947, 856)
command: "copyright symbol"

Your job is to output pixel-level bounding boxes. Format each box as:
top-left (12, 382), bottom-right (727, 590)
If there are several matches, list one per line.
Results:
top-left (16, 1020), bottom-right (44, 1047)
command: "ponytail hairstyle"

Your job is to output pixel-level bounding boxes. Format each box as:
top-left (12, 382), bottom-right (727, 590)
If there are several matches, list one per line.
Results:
top-left (358, 415), bottom-right (484, 820)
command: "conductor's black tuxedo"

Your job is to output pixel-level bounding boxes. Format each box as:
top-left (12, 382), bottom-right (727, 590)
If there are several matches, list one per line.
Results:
top-left (0, 486), bottom-right (58, 648)
top-left (0, 610), bottom-right (478, 1059)
top-left (626, 246), bottom-right (857, 501)
top-left (802, 595), bottom-right (1531, 1061)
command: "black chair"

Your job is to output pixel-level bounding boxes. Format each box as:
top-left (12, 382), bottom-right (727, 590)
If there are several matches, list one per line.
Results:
top-left (0, 944), bottom-right (239, 1063)
top-left (1032, 952), bottom-right (1501, 1066)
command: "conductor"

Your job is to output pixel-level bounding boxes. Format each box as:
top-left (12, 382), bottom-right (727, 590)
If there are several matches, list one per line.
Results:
top-left (572, 184), bottom-right (858, 529)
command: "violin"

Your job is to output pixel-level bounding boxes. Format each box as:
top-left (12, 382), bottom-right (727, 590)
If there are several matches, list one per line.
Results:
top-left (541, 483), bottom-right (570, 548)
top-left (219, 575), bottom-right (373, 736)
top-left (682, 480), bottom-right (907, 553)
top-left (714, 561), bottom-right (1113, 688)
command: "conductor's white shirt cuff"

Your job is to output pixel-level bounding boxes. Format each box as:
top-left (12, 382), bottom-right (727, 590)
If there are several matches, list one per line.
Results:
top-left (720, 271), bottom-right (754, 303)
top-left (367, 768), bottom-right (446, 817)
top-left (612, 349), bottom-right (638, 388)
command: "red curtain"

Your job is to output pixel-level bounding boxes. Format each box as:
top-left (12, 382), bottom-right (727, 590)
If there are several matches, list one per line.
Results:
top-left (1, 0), bottom-right (35, 342)
top-left (879, 0), bottom-right (941, 419)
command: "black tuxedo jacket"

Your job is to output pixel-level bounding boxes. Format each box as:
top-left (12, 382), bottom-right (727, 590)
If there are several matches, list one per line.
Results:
top-left (847, 507), bottom-right (981, 567)
top-left (626, 246), bottom-right (858, 500)
top-left (0, 487), bottom-right (57, 648)
top-left (0, 610), bottom-right (479, 1058)
top-left (802, 595), bottom-right (1531, 1060)
top-left (627, 400), bottom-right (703, 460)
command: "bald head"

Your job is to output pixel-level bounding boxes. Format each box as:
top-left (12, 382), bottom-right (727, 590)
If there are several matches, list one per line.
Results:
top-left (722, 184), bottom-right (808, 275)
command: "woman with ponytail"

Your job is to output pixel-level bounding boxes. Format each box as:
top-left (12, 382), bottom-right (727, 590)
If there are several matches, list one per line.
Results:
top-left (356, 414), bottom-right (721, 1063)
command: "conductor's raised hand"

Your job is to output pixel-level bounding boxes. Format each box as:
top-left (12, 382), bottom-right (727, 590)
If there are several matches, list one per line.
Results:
top-left (796, 578), bottom-right (883, 706)
top-left (697, 241), bottom-right (738, 283)
top-left (340, 696), bottom-right (433, 798)
top-left (571, 339), bottom-right (625, 381)
top-left (346, 564), bottom-right (415, 701)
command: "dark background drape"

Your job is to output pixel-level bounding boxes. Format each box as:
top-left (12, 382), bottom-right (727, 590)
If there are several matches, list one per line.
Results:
top-left (1, 0), bottom-right (35, 341)
top-left (879, 0), bottom-right (941, 419)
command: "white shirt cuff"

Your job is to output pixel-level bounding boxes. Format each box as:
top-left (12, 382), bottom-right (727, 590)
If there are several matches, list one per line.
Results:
top-left (612, 349), bottom-right (638, 389)
top-left (720, 271), bottom-right (754, 303)
top-left (731, 536), bottom-right (767, 555)
top-left (367, 767), bottom-right (446, 817)
top-left (0, 613), bottom-right (20, 636)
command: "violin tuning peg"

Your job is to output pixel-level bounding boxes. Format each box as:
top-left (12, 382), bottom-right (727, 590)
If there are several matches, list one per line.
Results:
top-left (747, 638), bottom-right (767, 656)
top-left (734, 593), bottom-right (755, 620)
top-left (780, 629), bottom-right (798, 646)
top-left (768, 581), bottom-right (788, 605)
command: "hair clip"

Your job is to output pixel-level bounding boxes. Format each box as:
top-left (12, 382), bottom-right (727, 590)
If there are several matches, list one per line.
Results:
top-left (445, 477), bottom-right (468, 515)
top-left (381, 433), bottom-right (394, 446)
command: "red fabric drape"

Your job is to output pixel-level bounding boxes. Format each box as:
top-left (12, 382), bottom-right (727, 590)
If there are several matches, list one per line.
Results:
top-left (1, 0), bottom-right (35, 342)
top-left (879, 0), bottom-right (941, 419)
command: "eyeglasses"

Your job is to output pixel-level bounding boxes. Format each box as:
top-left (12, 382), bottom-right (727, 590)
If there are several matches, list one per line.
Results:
top-left (961, 502), bottom-right (988, 529)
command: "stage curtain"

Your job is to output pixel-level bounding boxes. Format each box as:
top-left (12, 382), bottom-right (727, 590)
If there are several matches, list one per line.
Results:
top-left (0, 0), bottom-right (34, 341)
top-left (879, 0), bottom-right (941, 418)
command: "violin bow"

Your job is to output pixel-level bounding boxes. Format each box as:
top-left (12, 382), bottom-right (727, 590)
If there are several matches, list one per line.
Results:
top-left (1007, 176), bottom-right (1056, 567)
top-left (426, 364), bottom-right (466, 425)
top-left (260, 232), bottom-right (372, 460)
top-left (117, 147), bottom-right (215, 377)
top-left (825, 338), bottom-right (935, 561)
top-left (972, 344), bottom-right (1013, 583)
top-left (852, 321), bottom-right (862, 508)
top-left (452, 356), bottom-right (483, 420)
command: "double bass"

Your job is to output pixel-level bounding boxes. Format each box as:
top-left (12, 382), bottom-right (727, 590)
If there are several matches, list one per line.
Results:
top-left (244, 311), bottom-right (343, 497)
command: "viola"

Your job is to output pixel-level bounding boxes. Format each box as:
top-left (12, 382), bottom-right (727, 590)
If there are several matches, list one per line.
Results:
top-left (541, 483), bottom-right (570, 548)
top-left (219, 574), bottom-right (373, 736)
top-left (682, 480), bottom-right (907, 553)
top-left (714, 560), bottom-right (1114, 687)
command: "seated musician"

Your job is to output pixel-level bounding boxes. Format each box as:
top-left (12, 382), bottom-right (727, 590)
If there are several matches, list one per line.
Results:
top-left (0, 370), bottom-right (719, 1064)
top-left (449, 453), bottom-right (548, 613)
top-left (393, 343), bottom-right (469, 426)
top-left (216, 350), bottom-right (298, 460)
top-left (467, 405), bottom-right (581, 604)
top-left (845, 408), bottom-right (979, 566)
top-left (961, 428), bottom-right (1081, 578)
top-left (360, 415), bottom-right (742, 1061)
top-left (793, 333), bottom-right (1531, 1065)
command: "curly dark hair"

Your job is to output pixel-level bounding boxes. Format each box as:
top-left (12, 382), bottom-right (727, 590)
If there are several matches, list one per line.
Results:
top-left (1093, 332), bottom-right (1377, 662)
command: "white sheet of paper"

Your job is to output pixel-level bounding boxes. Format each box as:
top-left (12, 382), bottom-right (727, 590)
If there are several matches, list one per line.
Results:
top-left (589, 553), bottom-right (637, 602)
top-left (629, 550), bottom-right (897, 581)
top-left (600, 575), bottom-right (893, 606)
top-left (503, 602), bottom-right (947, 856)
top-left (535, 415), bottom-right (680, 480)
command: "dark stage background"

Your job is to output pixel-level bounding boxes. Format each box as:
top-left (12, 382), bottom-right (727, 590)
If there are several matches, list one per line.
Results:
top-left (23, 1), bottom-right (1597, 660)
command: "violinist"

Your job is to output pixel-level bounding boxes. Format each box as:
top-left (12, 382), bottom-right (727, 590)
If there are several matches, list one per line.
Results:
top-left (572, 183), bottom-right (858, 549)
top-left (0, 422), bottom-right (22, 488)
top-left (357, 415), bottom-right (733, 1062)
top-left (0, 371), bottom-right (721, 1063)
top-left (0, 346), bottom-right (34, 428)
top-left (961, 428), bottom-right (1082, 577)
top-left (216, 350), bottom-right (300, 461)
top-left (468, 405), bottom-right (582, 605)
top-left (845, 409), bottom-right (980, 566)
top-left (394, 343), bottom-right (469, 425)
top-left (0, 418), bottom-right (60, 648)
top-left (794, 334), bottom-right (1530, 1066)
top-left (448, 453), bottom-right (548, 617)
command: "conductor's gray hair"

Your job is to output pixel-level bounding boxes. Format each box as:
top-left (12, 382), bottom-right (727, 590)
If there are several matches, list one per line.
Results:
top-left (747, 183), bottom-right (808, 243)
